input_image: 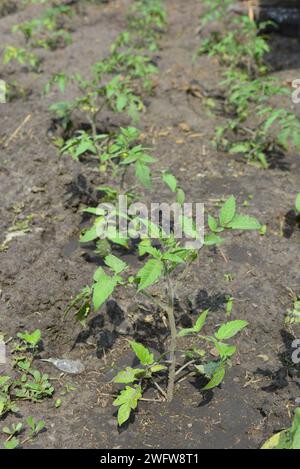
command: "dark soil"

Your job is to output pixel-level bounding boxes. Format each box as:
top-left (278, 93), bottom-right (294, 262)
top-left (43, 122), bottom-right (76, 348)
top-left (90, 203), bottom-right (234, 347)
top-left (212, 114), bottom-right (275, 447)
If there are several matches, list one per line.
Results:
top-left (1, 0), bottom-right (300, 449)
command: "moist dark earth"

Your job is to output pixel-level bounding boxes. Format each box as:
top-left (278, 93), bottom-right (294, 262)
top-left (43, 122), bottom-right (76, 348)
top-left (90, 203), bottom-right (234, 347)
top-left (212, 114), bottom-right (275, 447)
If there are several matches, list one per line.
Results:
top-left (1, 0), bottom-right (300, 449)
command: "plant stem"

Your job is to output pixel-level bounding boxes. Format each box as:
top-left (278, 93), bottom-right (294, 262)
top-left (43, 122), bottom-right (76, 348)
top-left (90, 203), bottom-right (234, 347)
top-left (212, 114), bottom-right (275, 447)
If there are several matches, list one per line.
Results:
top-left (174, 359), bottom-right (195, 378)
top-left (152, 379), bottom-right (167, 400)
top-left (166, 306), bottom-right (176, 402)
top-left (165, 272), bottom-right (177, 402)
top-left (120, 166), bottom-right (128, 190)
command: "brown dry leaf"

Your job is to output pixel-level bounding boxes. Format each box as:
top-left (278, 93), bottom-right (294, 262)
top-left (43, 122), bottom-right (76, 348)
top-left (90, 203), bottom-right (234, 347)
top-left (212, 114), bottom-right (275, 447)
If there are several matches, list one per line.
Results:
top-left (158, 130), bottom-right (170, 137)
top-left (257, 354), bottom-right (269, 362)
top-left (186, 82), bottom-right (205, 99)
top-left (178, 122), bottom-right (190, 133)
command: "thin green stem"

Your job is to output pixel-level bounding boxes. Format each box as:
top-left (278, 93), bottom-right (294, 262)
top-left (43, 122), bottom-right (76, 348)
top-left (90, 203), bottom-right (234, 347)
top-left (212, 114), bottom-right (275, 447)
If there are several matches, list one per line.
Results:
top-left (165, 269), bottom-right (177, 402)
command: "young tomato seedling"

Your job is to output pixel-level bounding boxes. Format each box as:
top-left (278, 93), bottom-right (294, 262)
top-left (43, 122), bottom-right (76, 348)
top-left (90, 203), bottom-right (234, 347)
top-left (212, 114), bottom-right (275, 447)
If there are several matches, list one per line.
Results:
top-left (69, 181), bottom-right (261, 425)
top-left (46, 71), bottom-right (144, 136)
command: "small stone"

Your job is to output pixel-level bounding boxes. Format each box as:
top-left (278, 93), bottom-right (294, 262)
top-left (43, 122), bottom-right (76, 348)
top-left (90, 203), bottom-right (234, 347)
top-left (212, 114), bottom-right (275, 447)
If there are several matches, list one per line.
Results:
top-left (179, 122), bottom-right (190, 132)
top-left (143, 314), bottom-right (154, 324)
top-left (31, 186), bottom-right (45, 193)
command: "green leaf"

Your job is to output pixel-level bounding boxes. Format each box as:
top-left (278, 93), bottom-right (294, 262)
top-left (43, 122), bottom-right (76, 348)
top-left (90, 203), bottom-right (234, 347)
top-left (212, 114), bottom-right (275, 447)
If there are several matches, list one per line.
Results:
top-left (194, 309), bottom-right (209, 332)
top-left (76, 141), bottom-right (96, 158)
top-left (116, 94), bottom-right (128, 111)
top-left (0, 376), bottom-right (10, 388)
top-left (229, 143), bottom-right (249, 154)
top-left (208, 215), bottom-right (222, 233)
top-left (0, 401), bottom-right (5, 416)
top-left (17, 329), bottom-right (41, 347)
top-left (296, 193), bottom-right (300, 213)
top-left (162, 253), bottom-right (184, 264)
top-left (4, 437), bottom-right (19, 450)
top-left (137, 259), bottom-right (164, 292)
top-left (16, 422), bottom-right (23, 432)
top-left (27, 416), bottom-right (34, 430)
top-left (136, 161), bottom-right (152, 189)
top-left (215, 342), bottom-right (236, 359)
top-left (162, 172), bottom-right (177, 192)
top-left (195, 360), bottom-right (221, 377)
top-left (138, 241), bottom-right (161, 259)
top-left (93, 267), bottom-right (105, 282)
top-left (35, 420), bottom-right (45, 434)
top-left (263, 109), bottom-right (282, 132)
top-left (178, 328), bottom-right (194, 338)
top-left (108, 235), bottom-right (129, 248)
top-left (204, 234), bottom-right (223, 245)
top-left (292, 426), bottom-right (300, 449)
top-left (104, 254), bottom-right (127, 274)
top-left (215, 320), bottom-right (248, 341)
top-left (150, 364), bottom-right (167, 373)
top-left (257, 152), bottom-right (268, 169)
top-left (277, 128), bottom-right (290, 150)
top-left (116, 404), bottom-right (131, 427)
top-left (291, 408), bottom-right (300, 435)
top-left (202, 365), bottom-right (225, 390)
top-left (83, 207), bottom-right (105, 216)
top-left (208, 215), bottom-right (218, 231)
top-left (113, 367), bottom-right (145, 384)
top-left (80, 226), bottom-right (98, 243)
top-left (178, 310), bottom-right (208, 337)
top-left (138, 154), bottom-right (157, 164)
top-left (219, 196), bottom-right (236, 227)
top-left (261, 430), bottom-right (291, 449)
top-left (129, 341), bottom-right (154, 366)
top-left (92, 275), bottom-right (117, 311)
top-left (176, 188), bottom-right (185, 205)
top-left (227, 214), bottom-right (261, 230)
top-left (113, 385), bottom-right (142, 426)
top-left (2, 427), bottom-right (11, 435)
top-left (179, 215), bottom-right (198, 240)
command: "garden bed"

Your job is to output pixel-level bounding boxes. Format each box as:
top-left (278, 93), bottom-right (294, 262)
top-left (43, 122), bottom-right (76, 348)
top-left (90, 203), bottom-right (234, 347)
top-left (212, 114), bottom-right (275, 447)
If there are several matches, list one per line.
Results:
top-left (0, 0), bottom-right (300, 449)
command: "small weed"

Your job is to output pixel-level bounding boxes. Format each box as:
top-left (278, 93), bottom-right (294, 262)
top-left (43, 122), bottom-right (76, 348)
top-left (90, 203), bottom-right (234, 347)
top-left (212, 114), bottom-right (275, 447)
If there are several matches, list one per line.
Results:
top-left (3, 46), bottom-right (40, 70)
top-left (12, 4), bottom-right (73, 50)
top-left (16, 329), bottom-right (41, 353)
top-left (46, 71), bottom-right (143, 134)
top-left (127, 0), bottom-right (167, 51)
top-left (285, 296), bottom-right (300, 326)
top-left (2, 416), bottom-right (45, 449)
top-left (0, 329), bottom-right (53, 449)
